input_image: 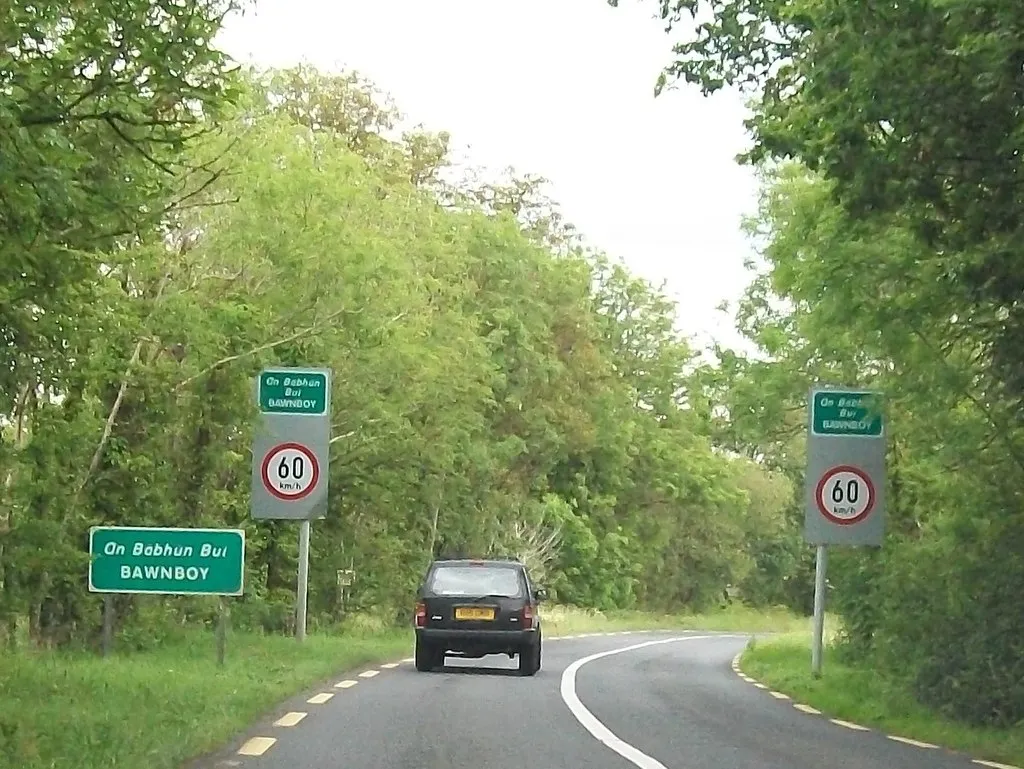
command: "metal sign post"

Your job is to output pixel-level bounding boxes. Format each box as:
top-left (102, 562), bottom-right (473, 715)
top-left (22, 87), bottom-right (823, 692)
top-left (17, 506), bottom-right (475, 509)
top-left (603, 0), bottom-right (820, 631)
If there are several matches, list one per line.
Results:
top-left (88, 526), bottom-right (246, 663)
top-left (804, 388), bottom-right (887, 676)
top-left (251, 367), bottom-right (332, 642)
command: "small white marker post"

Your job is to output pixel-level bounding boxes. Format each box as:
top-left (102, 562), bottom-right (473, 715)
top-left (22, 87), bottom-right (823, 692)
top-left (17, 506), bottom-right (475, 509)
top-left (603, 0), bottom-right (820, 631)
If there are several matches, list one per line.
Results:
top-left (810, 545), bottom-right (828, 677)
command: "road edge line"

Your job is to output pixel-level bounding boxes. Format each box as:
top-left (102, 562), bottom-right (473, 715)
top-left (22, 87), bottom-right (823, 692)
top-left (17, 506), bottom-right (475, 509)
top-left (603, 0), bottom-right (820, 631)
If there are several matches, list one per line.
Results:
top-left (732, 646), bottom-right (1022, 769)
top-left (561, 634), bottom-right (749, 769)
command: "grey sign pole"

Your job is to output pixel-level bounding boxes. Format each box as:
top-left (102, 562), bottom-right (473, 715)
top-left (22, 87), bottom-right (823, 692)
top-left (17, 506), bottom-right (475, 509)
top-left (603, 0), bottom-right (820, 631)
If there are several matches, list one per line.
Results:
top-left (805, 387), bottom-right (886, 677)
top-left (296, 519), bottom-right (310, 642)
top-left (251, 367), bottom-right (332, 642)
top-left (810, 545), bottom-right (828, 674)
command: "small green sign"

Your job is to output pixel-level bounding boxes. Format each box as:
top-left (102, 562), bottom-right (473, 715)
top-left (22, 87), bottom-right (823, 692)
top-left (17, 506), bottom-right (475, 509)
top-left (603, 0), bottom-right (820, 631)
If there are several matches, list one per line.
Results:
top-left (258, 370), bottom-right (328, 415)
top-left (89, 527), bottom-right (245, 595)
top-left (811, 390), bottom-right (883, 436)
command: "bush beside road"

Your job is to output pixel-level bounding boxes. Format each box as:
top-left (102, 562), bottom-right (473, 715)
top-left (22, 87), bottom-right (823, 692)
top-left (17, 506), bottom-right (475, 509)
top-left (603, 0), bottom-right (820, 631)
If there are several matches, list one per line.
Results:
top-left (1, 605), bottom-right (800, 769)
top-left (740, 634), bottom-right (1024, 768)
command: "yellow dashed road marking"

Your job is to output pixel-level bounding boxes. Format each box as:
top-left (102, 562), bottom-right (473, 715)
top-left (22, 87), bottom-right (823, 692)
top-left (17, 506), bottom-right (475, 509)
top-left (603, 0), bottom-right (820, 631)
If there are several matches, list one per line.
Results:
top-left (334, 679), bottom-right (357, 689)
top-left (238, 737), bottom-right (276, 756)
top-left (307, 692), bottom-right (334, 704)
top-left (732, 657), bottom-right (975, 759)
top-left (380, 662), bottom-right (400, 669)
top-left (358, 669), bottom-right (379, 679)
top-left (888, 735), bottom-right (938, 749)
top-left (274, 712), bottom-right (307, 727)
top-left (973, 761), bottom-right (1023, 769)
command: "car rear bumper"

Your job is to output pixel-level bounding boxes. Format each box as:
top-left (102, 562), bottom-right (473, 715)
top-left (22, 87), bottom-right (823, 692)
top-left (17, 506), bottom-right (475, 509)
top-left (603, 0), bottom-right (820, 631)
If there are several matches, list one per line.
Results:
top-left (416, 627), bottom-right (538, 649)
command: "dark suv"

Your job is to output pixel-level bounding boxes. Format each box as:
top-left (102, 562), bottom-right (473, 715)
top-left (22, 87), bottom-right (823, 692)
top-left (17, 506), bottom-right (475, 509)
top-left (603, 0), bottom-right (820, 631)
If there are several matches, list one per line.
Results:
top-left (413, 558), bottom-right (546, 676)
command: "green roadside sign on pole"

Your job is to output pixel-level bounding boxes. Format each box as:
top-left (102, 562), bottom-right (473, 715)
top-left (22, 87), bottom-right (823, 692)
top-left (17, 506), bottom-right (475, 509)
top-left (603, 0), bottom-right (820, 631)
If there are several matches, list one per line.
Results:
top-left (258, 370), bottom-right (328, 415)
top-left (251, 365), bottom-right (332, 644)
top-left (88, 526), bottom-right (245, 596)
top-left (810, 390), bottom-right (883, 436)
top-left (805, 386), bottom-right (887, 679)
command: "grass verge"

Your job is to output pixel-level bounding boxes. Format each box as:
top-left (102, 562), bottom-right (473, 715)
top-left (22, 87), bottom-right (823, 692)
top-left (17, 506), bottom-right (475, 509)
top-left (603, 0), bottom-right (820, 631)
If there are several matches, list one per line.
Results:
top-left (741, 633), bottom-right (1024, 768)
top-left (1, 629), bottom-right (412, 769)
top-left (2, 604), bottom-right (802, 769)
top-left (542, 603), bottom-right (805, 636)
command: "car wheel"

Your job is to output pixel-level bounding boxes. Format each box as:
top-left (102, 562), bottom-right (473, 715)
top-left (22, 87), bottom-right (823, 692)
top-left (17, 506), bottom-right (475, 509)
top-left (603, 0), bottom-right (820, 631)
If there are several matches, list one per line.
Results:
top-left (518, 636), bottom-right (541, 676)
top-left (414, 636), bottom-right (438, 672)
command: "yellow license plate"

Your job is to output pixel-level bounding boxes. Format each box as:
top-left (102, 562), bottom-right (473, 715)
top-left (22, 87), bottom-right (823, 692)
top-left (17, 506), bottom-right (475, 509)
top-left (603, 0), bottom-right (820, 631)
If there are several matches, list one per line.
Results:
top-left (455, 607), bottom-right (495, 621)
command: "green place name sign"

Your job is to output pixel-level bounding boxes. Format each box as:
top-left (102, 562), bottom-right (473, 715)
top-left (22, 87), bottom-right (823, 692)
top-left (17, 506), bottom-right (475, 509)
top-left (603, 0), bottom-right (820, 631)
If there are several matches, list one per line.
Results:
top-left (811, 390), bottom-right (883, 436)
top-left (89, 527), bottom-right (245, 596)
top-left (258, 370), bottom-right (327, 415)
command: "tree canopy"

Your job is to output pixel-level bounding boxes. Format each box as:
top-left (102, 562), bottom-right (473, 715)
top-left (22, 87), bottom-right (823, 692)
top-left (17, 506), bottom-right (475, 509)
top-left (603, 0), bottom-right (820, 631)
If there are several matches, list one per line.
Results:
top-left (615, 0), bottom-right (1024, 725)
top-left (0, 13), bottom-right (795, 660)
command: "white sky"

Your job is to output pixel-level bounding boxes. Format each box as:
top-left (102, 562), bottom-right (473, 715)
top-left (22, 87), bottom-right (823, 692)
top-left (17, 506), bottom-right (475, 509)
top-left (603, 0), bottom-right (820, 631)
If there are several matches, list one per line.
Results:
top-left (215, 0), bottom-right (760, 353)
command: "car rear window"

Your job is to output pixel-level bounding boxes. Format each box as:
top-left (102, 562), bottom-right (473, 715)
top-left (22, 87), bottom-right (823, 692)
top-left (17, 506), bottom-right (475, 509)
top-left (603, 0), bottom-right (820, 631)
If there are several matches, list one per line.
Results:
top-left (428, 564), bottom-right (524, 597)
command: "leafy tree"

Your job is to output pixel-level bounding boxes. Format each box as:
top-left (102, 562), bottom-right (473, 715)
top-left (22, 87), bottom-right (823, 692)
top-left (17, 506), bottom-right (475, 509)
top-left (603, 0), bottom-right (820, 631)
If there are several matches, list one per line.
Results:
top-left (713, 162), bottom-right (1024, 724)
top-left (0, 0), bottom-right (241, 411)
top-left (1, 61), bottom-right (791, 661)
top-left (612, 0), bottom-right (1024, 406)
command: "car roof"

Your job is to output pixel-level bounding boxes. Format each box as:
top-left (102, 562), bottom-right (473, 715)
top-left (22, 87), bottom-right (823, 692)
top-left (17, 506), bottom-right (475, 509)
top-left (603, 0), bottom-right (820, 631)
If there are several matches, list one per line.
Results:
top-left (430, 558), bottom-right (524, 568)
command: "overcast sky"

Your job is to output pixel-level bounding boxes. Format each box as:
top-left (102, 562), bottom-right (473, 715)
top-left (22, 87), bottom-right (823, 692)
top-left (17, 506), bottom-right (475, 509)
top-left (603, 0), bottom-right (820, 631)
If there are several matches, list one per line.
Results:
top-left (215, 0), bottom-right (760, 353)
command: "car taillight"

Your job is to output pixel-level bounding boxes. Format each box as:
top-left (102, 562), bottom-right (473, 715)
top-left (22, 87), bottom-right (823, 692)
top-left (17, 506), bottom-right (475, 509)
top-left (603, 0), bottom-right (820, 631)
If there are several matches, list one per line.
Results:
top-left (414, 601), bottom-right (427, 628)
top-left (521, 603), bottom-right (534, 630)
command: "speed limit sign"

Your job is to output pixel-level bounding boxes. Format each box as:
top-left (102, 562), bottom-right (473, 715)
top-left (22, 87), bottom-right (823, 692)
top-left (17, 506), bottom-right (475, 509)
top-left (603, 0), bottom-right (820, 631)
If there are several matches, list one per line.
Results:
top-left (260, 442), bottom-right (320, 501)
top-left (814, 465), bottom-right (875, 525)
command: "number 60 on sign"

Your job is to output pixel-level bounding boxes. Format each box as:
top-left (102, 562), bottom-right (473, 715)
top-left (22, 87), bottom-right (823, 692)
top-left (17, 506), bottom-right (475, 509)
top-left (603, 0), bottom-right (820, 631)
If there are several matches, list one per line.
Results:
top-left (814, 465), bottom-right (875, 525)
top-left (260, 442), bottom-right (320, 501)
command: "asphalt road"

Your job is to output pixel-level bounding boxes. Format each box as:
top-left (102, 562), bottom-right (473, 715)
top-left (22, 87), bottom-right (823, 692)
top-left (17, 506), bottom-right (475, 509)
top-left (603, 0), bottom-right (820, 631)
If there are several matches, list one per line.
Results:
top-left (203, 631), bottom-right (994, 769)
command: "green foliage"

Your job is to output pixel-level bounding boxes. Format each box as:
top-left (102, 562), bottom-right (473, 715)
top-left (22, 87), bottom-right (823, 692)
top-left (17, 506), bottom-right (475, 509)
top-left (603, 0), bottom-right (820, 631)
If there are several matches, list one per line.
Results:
top-left (0, 0), bottom-right (241, 410)
top-left (742, 634), bottom-right (1024, 767)
top-left (0, 628), bottom-right (412, 769)
top-left (690, 162), bottom-right (1024, 726)
top-left (618, 0), bottom-right (1024, 726)
top-left (0, 54), bottom-right (790, 665)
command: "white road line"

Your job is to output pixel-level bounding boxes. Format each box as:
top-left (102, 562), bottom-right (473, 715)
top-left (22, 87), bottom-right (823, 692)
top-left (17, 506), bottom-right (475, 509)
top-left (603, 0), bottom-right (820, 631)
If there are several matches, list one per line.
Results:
top-left (973, 760), bottom-right (1023, 769)
top-left (274, 712), bottom-right (307, 727)
top-left (237, 737), bottom-right (276, 756)
top-left (888, 735), bottom-right (938, 749)
top-left (561, 634), bottom-right (744, 769)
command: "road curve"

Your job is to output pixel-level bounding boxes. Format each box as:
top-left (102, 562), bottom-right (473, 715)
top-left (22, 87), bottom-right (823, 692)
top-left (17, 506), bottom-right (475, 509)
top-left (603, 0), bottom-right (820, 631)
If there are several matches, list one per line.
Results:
top-left (193, 630), bottom-right (994, 769)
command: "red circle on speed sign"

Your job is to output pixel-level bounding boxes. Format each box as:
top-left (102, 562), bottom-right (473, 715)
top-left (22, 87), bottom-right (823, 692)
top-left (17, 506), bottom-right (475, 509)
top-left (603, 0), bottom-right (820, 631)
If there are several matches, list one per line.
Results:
top-left (815, 465), bottom-right (875, 525)
top-left (261, 442), bottom-right (320, 501)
